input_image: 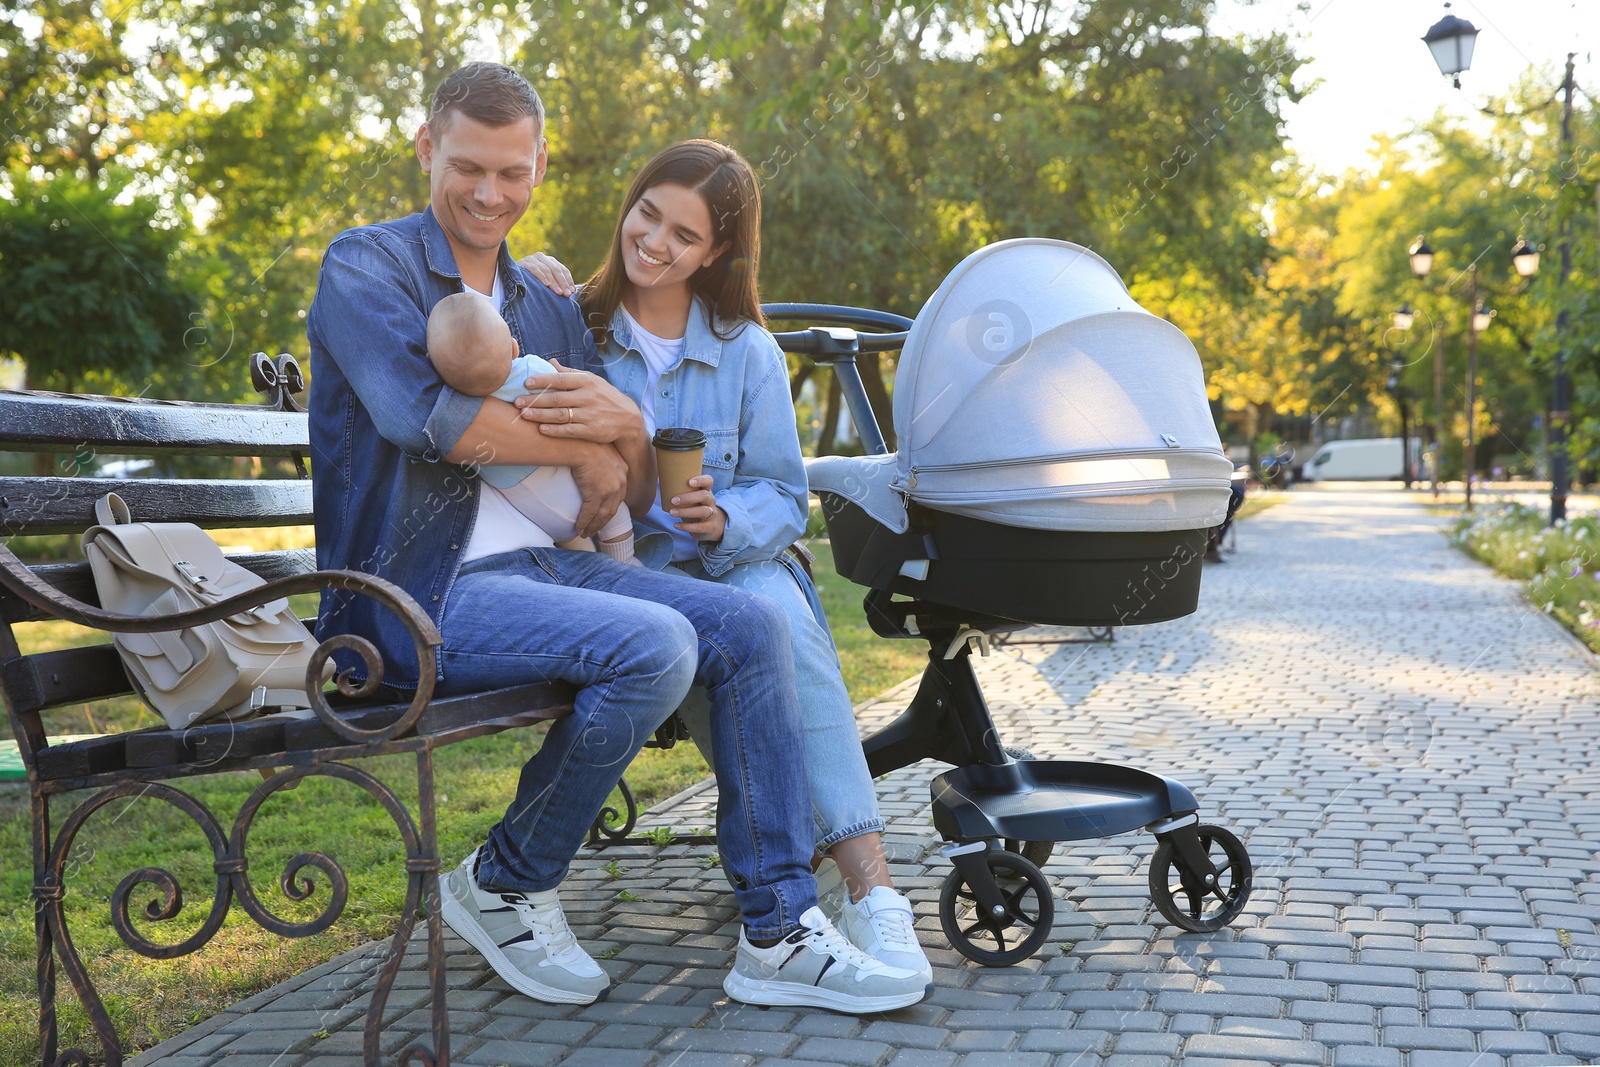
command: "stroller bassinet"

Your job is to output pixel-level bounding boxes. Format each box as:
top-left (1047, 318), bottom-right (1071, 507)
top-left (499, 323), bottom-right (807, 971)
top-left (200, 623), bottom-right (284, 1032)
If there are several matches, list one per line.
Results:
top-left (805, 238), bottom-right (1234, 628)
top-left (768, 239), bottom-right (1251, 965)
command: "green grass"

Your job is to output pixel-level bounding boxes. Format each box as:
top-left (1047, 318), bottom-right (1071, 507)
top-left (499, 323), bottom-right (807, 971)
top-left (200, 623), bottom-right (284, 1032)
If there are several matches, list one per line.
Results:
top-left (1234, 492), bottom-right (1287, 523)
top-left (0, 539), bottom-right (923, 1064)
top-left (1448, 503), bottom-right (1600, 654)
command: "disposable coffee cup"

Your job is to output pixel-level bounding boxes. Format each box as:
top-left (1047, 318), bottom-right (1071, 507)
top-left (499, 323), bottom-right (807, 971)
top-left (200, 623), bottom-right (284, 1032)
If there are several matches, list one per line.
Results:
top-left (653, 427), bottom-right (706, 510)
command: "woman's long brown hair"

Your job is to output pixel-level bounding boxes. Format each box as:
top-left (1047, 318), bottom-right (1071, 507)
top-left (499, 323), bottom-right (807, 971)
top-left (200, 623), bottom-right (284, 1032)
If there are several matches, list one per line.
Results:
top-left (579, 139), bottom-right (765, 345)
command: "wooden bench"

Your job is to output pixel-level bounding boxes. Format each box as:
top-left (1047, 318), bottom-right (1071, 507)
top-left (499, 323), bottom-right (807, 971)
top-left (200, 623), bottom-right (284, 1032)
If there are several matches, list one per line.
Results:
top-left (0, 354), bottom-right (600, 1067)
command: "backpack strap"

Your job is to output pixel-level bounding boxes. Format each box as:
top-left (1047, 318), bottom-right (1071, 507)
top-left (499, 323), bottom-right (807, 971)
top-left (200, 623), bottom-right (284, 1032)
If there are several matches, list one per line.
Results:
top-left (95, 491), bottom-right (133, 527)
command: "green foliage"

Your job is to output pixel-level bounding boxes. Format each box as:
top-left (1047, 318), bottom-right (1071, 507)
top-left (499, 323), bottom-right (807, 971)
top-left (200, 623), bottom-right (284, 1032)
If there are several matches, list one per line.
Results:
top-left (1321, 69), bottom-right (1599, 475)
top-left (4, 0), bottom-right (1593, 469)
top-left (0, 168), bottom-right (201, 393)
top-left (2, 0), bottom-right (1307, 438)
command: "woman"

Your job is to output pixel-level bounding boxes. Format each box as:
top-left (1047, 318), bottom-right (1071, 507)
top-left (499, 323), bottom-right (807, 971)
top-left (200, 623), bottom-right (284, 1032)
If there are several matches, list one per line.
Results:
top-left (519, 139), bottom-right (930, 981)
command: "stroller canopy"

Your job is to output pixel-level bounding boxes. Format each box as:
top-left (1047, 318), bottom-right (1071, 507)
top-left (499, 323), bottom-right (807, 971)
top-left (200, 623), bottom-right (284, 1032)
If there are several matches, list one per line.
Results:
top-left (808, 238), bottom-right (1233, 533)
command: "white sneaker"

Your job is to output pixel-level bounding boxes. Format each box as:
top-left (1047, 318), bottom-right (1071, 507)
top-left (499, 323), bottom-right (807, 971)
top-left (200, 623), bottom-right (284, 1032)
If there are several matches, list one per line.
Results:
top-left (838, 885), bottom-right (933, 983)
top-left (439, 849), bottom-right (609, 1004)
top-left (724, 905), bottom-right (931, 1014)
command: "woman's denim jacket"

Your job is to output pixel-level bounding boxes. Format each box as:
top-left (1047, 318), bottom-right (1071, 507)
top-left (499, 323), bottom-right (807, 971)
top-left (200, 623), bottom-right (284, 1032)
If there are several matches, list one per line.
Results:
top-left (579, 299), bottom-right (809, 579)
top-left (306, 207), bottom-right (599, 688)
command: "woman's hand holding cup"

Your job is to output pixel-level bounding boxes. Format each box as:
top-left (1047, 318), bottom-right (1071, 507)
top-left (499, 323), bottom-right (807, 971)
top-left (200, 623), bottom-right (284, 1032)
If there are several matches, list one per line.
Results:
top-left (654, 427), bottom-right (722, 542)
top-left (670, 475), bottom-right (727, 543)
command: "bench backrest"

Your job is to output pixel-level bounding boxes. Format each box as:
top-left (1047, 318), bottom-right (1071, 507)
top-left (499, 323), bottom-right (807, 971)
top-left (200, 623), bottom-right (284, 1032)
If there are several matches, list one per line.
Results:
top-left (0, 355), bottom-right (316, 757)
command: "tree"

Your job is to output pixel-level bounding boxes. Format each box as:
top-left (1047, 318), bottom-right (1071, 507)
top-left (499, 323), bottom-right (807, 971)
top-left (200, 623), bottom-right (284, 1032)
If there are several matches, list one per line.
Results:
top-left (0, 168), bottom-right (200, 394)
top-left (1328, 103), bottom-right (1576, 480)
top-left (6, 0), bottom-right (1309, 456)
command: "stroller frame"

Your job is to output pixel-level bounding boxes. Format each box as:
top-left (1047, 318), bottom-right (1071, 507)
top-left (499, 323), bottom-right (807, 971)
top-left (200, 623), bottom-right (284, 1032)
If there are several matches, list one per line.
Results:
top-left (770, 303), bottom-right (1253, 965)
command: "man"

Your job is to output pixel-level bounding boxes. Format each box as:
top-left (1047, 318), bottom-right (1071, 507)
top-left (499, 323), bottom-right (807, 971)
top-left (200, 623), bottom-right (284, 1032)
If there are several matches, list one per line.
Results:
top-left (306, 61), bottom-right (928, 1013)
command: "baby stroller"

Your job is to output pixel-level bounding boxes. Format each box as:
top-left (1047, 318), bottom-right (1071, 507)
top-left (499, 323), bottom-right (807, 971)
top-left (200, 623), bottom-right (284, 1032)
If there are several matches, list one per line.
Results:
top-left (768, 239), bottom-right (1253, 966)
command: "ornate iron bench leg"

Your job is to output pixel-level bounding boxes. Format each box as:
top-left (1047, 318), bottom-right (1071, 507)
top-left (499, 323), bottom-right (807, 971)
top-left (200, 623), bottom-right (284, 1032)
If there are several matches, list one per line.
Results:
top-left (32, 788), bottom-right (73, 1067)
top-left (414, 746), bottom-right (450, 1067)
top-left (32, 762), bottom-right (454, 1067)
top-left (587, 777), bottom-right (640, 846)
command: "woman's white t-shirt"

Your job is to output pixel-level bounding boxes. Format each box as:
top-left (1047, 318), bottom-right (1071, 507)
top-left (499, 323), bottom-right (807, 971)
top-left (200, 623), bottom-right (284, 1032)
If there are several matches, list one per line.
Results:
top-left (620, 307), bottom-right (698, 563)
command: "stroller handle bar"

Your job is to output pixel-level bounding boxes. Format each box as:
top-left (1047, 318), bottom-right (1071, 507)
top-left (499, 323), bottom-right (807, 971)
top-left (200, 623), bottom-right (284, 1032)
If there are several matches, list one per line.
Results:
top-left (762, 303), bottom-right (909, 457)
top-left (764, 303), bottom-right (913, 355)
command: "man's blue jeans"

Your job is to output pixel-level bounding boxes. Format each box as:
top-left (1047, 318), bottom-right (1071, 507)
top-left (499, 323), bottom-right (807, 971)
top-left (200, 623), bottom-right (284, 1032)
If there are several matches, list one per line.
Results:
top-left (435, 547), bottom-right (818, 938)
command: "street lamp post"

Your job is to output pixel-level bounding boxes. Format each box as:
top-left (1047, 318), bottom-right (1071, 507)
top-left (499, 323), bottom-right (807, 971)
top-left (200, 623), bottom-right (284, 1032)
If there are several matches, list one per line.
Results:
top-left (1464, 269), bottom-right (1496, 509)
top-left (1550, 54), bottom-right (1576, 523)
top-left (1406, 241), bottom-right (1446, 499)
top-left (1407, 239), bottom-right (1498, 509)
top-left (1432, 319), bottom-right (1444, 498)
top-left (1420, 4), bottom-right (1578, 522)
top-left (1389, 306), bottom-right (1417, 490)
top-left (1388, 351), bottom-right (1413, 489)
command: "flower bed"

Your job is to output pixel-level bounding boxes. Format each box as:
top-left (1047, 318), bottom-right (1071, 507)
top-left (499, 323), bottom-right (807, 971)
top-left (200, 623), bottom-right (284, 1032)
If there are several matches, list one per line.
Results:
top-left (1450, 503), bottom-right (1600, 651)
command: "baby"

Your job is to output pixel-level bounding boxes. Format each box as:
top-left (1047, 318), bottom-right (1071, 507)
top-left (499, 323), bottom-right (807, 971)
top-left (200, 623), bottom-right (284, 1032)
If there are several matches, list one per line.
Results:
top-left (427, 291), bottom-right (638, 564)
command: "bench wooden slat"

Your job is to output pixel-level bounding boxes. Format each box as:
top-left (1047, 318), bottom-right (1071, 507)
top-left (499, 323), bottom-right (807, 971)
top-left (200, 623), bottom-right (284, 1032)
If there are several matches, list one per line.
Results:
top-left (46, 683), bottom-right (576, 777)
top-left (0, 478), bottom-right (312, 534)
top-left (282, 683), bottom-right (575, 750)
top-left (123, 710), bottom-right (306, 768)
top-left (0, 549), bottom-right (316, 625)
top-left (0, 391), bottom-right (307, 456)
top-left (1, 645), bottom-right (132, 717)
top-left (33, 732), bottom-right (131, 780)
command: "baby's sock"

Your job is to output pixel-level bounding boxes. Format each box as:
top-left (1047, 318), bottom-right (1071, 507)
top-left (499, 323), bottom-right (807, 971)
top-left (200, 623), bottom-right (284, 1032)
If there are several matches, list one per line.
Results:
top-left (597, 535), bottom-right (641, 566)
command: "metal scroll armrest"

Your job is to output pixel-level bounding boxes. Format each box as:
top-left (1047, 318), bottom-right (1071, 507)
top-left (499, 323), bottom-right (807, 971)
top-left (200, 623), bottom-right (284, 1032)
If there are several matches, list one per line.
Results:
top-left (0, 542), bottom-right (440, 745)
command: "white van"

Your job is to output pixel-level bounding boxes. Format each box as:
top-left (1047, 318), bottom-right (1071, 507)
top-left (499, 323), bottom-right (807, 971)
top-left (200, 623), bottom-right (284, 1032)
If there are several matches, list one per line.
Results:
top-left (1302, 438), bottom-right (1421, 482)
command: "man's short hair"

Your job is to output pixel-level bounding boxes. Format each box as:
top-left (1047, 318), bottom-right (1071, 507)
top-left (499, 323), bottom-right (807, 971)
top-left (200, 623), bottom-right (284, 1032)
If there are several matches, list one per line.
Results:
top-left (429, 62), bottom-right (544, 136)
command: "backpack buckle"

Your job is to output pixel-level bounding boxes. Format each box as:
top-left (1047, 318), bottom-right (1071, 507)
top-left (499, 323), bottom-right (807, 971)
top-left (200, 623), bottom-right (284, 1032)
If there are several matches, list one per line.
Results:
top-left (173, 560), bottom-right (207, 586)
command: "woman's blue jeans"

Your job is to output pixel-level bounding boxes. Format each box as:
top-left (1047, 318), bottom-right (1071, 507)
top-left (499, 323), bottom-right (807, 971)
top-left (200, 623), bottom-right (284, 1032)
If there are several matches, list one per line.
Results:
top-left (668, 555), bottom-right (886, 853)
top-left (435, 547), bottom-right (818, 938)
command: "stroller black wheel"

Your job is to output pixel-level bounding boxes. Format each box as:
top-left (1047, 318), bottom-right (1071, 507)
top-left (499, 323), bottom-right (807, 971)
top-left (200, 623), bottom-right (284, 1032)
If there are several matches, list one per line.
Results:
top-left (938, 849), bottom-right (1054, 967)
top-left (1147, 824), bottom-right (1252, 933)
top-left (1003, 837), bottom-right (1055, 870)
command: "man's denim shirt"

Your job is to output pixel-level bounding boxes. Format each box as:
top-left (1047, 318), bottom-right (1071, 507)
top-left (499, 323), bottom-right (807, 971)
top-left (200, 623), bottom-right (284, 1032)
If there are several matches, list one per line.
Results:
top-left (582, 299), bottom-right (809, 578)
top-left (307, 207), bottom-right (598, 689)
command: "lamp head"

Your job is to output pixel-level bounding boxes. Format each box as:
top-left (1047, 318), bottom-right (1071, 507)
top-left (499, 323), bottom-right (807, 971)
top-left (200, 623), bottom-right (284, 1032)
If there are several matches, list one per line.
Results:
top-left (1511, 237), bottom-right (1541, 278)
top-left (1393, 306), bottom-right (1415, 331)
top-left (1408, 236), bottom-right (1435, 278)
top-left (1422, 3), bottom-right (1479, 88)
top-left (1472, 304), bottom-right (1496, 333)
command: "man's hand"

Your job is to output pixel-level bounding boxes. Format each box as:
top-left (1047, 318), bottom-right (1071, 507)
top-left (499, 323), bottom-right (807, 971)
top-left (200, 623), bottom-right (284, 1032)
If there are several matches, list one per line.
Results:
top-left (570, 443), bottom-right (630, 539)
top-left (519, 252), bottom-right (575, 296)
top-left (516, 361), bottom-right (643, 445)
top-left (668, 475), bottom-right (728, 543)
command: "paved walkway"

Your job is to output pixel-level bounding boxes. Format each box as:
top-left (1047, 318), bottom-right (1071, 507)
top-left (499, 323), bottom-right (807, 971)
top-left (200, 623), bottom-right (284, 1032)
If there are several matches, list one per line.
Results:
top-left (133, 486), bottom-right (1600, 1067)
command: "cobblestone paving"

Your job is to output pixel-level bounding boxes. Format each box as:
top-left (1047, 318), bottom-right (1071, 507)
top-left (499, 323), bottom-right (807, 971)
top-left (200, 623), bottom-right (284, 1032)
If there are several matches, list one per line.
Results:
top-left (133, 486), bottom-right (1600, 1067)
